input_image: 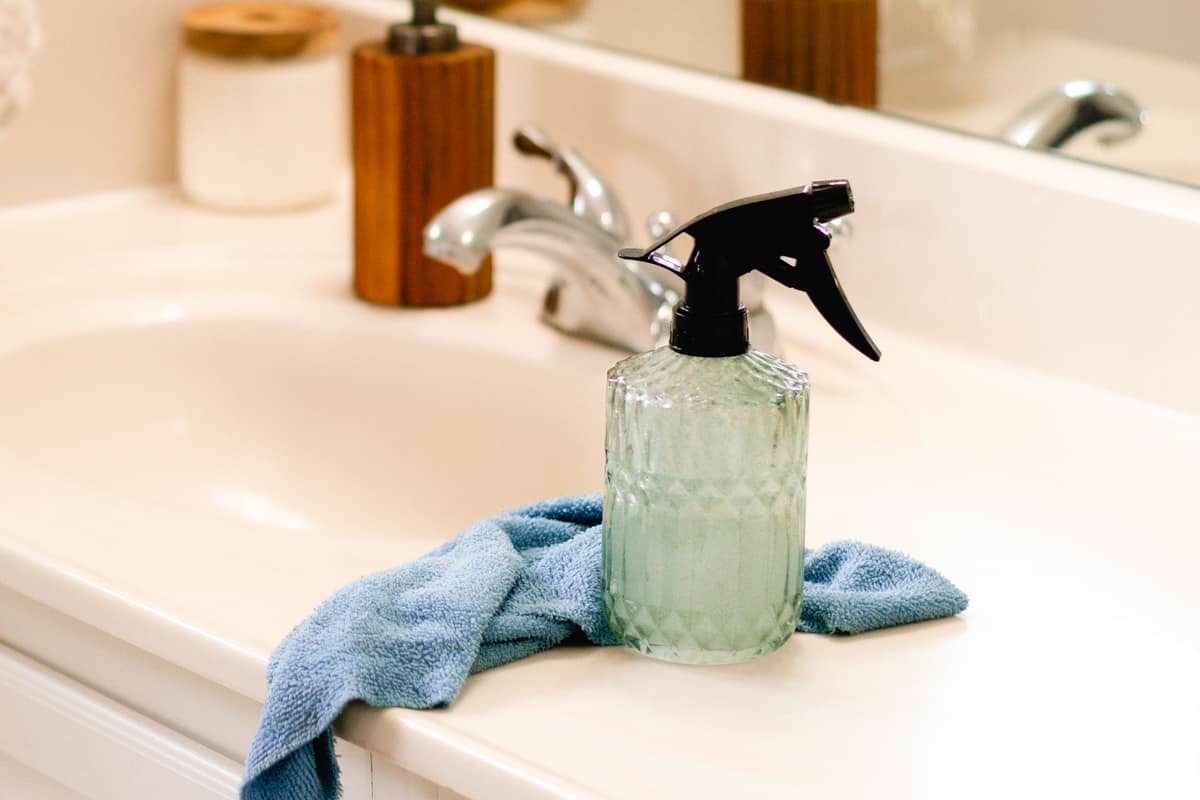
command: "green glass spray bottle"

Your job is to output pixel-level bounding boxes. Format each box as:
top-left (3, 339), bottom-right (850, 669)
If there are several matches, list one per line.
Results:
top-left (602, 181), bottom-right (881, 664)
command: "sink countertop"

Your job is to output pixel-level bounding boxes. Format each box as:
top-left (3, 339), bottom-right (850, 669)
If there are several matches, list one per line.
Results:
top-left (0, 187), bottom-right (1198, 799)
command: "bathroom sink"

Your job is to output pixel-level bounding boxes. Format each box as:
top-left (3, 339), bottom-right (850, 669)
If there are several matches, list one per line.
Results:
top-left (0, 258), bottom-right (613, 546)
top-left (2, 191), bottom-right (1197, 800)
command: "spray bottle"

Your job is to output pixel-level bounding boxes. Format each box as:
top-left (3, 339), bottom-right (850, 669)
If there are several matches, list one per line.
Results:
top-left (603, 181), bottom-right (880, 664)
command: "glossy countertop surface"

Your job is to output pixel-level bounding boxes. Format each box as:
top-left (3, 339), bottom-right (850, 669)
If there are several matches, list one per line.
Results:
top-left (0, 189), bottom-right (1197, 799)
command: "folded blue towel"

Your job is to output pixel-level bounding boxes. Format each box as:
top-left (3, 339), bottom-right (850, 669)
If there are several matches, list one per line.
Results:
top-left (241, 494), bottom-right (967, 800)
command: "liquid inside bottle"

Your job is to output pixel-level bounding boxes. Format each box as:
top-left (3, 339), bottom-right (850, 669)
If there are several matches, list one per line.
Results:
top-left (601, 346), bottom-right (809, 664)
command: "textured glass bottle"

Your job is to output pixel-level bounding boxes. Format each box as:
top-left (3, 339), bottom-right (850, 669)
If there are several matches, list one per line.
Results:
top-left (602, 346), bottom-right (810, 664)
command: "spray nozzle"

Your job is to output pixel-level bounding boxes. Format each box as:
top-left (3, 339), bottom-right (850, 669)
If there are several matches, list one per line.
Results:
top-left (618, 181), bottom-right (880, 361)
top-left (810, 180), bottom-right (854, 222)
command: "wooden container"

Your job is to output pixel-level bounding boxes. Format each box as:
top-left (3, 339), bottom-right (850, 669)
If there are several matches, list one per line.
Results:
top-left (741, 0), bottom-right (877, 108)
top-left (351, 19), bottom-right (495, 308)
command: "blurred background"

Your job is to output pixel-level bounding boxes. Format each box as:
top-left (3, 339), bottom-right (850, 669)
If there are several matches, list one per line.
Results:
top-left (448, 0), bottom-right (1200, 187)
top-left (2, 0), bottom-right (1196, 207)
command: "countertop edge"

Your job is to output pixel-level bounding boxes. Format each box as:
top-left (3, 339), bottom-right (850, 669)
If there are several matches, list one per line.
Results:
top-left (0, 539), bottom-right (603, 800)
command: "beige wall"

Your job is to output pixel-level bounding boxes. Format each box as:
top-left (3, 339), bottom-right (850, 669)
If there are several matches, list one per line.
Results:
top-left (0, 0), bottom-right (197, 206)
top-left (0, 1), bottom-right (389, 208)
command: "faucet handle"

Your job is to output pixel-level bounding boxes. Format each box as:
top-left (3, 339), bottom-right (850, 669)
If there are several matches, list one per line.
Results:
top-left (511, 123), bottom-right (630, 241)
top-left (512, 124), bottom-right (558, 161)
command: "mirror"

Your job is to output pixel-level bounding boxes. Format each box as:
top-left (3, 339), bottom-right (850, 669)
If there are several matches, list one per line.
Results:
top-left (447, 1), bottom-right (1200, 188)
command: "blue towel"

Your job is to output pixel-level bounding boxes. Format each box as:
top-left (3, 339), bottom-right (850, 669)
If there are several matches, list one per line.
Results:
top-left (241, 494), bottom-right (966, 800)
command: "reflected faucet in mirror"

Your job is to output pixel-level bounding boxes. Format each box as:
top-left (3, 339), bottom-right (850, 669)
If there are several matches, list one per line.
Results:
top-left (999, 80), bottom-right (1147, 150)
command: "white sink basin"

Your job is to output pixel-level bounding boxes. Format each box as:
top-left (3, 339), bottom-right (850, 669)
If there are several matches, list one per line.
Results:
top-left (0, 257), bottom-right (612, 546)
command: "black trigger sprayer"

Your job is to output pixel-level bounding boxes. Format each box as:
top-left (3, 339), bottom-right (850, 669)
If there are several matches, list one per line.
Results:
top-left (618, 180), bottom-right (881, 360)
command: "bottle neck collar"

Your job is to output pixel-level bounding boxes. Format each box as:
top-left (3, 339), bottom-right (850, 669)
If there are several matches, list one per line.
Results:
top-left (669, 304), bottom-right (749, 357)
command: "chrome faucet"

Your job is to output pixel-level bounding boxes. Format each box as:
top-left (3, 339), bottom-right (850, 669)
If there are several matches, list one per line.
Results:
top-left (999, 80), bottom-right (1146, 150)
top-left (424, 124), bottom-right (780, 353)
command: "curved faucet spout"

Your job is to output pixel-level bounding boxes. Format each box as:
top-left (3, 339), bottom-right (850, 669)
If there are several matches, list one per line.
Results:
top-left (424, 188), bottom-right (676, 352)
top-left (1000, 80), bottom-right (1146, 150)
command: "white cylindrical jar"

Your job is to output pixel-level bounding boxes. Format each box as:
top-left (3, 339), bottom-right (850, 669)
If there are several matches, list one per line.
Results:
top-left (178, 3), bottom-right (342, 211)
